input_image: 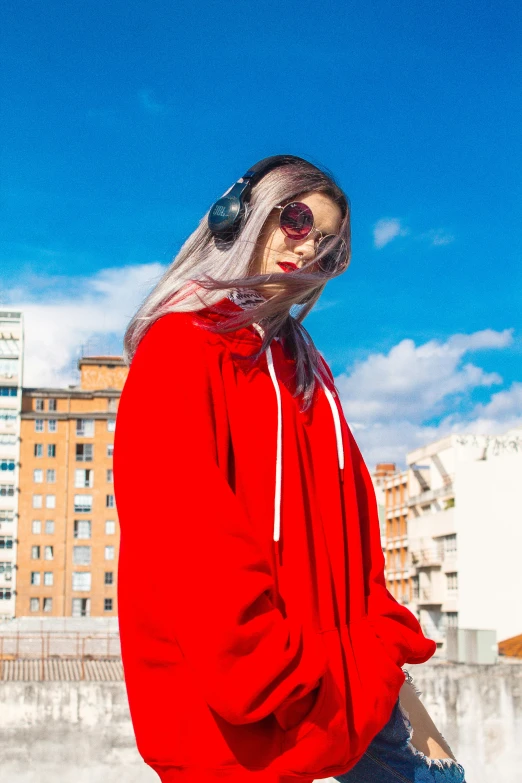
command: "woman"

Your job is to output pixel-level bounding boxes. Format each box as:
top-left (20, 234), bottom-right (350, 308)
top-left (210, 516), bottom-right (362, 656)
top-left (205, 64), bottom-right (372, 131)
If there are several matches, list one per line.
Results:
top-left (114, 155), bottom-right (467, 782)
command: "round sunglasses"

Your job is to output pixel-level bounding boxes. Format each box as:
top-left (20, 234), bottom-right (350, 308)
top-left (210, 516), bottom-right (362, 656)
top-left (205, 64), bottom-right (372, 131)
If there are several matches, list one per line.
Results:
top-left (274, 201), bottom-right (348, 273)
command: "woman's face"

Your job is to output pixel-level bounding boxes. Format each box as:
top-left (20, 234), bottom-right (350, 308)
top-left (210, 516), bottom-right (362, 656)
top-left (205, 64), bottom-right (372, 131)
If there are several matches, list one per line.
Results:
top-left (250, 191), bottom-right (343, 294)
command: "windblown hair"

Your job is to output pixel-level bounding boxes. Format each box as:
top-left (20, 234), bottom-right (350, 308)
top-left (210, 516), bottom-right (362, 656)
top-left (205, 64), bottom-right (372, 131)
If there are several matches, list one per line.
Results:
top-left (123, 156), bottom-right (351, 408)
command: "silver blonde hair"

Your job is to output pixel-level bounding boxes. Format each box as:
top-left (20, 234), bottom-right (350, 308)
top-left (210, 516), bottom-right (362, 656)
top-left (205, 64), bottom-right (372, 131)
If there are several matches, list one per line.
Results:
top-left (124, 157), bottom-right (351, 408)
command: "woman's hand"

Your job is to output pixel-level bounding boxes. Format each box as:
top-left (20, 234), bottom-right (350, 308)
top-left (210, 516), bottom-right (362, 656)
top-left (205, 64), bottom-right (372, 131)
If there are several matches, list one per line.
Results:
top-left (399, 677), bottom-right (457, 761)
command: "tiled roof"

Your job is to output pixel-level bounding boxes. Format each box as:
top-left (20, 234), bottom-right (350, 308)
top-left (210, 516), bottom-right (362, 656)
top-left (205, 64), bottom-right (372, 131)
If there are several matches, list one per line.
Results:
top-left (499, 634), bottom-right (522, 658)
top-left (0, 657), bottom-right (124, 681)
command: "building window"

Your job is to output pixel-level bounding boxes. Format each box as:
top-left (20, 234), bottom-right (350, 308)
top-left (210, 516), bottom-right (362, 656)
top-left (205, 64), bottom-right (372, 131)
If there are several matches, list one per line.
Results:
top-left (107, 419), bottom-right (116, 433)
top-left (0, 562), bottom-right (13, 578)
top-left (443, 534), bottom-right (457, 554)
top-left (105, 520), bottom-right (115, 535)
top-left (76, 443), bottom-right (93, 462)
top-left (76, 419), bottom-right (94, 437)
top-left (74, 495), bottom-right (92, 513)
top-left (0, 411), bottom-right (17, 426)
top-left (45, 520), bottom-right (54, 534)
top-left (74, 469), bottom-right (93, 488)
top-left (34, 444), bottom-right (43, 458)
top-left (46, 469), bottom-right (56, 483)
top-left (108, 398), bottom-right (117, 412)
top-left (33, 469), bottom-right (43, 483)
top-left (0, 588), bottom-right (13, 600)
top-left (32, 520), bottom-right (42, 534)
top-left (107, 444), bottom-right (114, 458)
top-left (446, 572), bottom-right (458, 593)
top-left (104, 571), bottom-right (113, 585)
top-left (47, 444), bottom-right (56, 458)
top-left (0, 458), bottom-right (15, 471)
top-left (35, 399), bottom-right (44, 411)
top-left (48, 399), bottom-right (57, 412)
top-left (0, 484), bottom-right (14, 496)
top-left (104, 545), bottom-right (115, 560)
top-left (31, 545), bottom-right (41, 559)
top-left (104, 598), bottom-right (113, 611)
top-left (106, 494), bottom-right (115, 508)
top-left (72, 597), bottom-right (90, 617)
top-left (30, 597), bottom-right (40, 612)
top-left (0, 435), bottom-right (16, 446)
top-left (0, 386), bottom-right (17, 397)
top-left (412, 575), bottom-right (419, 600)
top-left (43, 597), bottom-right (52, 613)
top-left (32, 494), bottom-right (43, 508)
top-left (73, 546), bottom-right (91, 565)
top-left (45, 495), bottom-right (56, 509)
top-left (31, 571), bottom-right (41, 585)
top-left (35, 419), bottom-right (44, 432)
top-left (0, 510), bottom-right (14, 524)
top-left (48, 420), bottom-right (57, 433)
top-left (446, 611), bottom-right (458, 628)
top-left (43, 571), bottom-right (53, 586)
top-left (73, 520), bottom-right (91, 539)
top-left (72, 572), bottom-right (91, 592)
top-left (106, 469), bottom-right (113, 483)
top-left (0, 537), bottom-right (14, 550)
top-left (44, 545), bottom-right (54, 560)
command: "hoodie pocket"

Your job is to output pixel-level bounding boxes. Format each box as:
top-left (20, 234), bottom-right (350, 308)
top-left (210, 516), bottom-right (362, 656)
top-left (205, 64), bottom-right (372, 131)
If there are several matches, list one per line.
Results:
top-left (279, 627), bottom-right (350, 774)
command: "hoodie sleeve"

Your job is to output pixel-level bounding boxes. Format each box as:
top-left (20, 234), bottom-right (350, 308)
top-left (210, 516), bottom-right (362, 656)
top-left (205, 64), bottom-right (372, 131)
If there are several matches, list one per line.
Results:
top-left (345, 427), bottom-right (437, 667)
top-left (114, 313), bottom-right (327, 729)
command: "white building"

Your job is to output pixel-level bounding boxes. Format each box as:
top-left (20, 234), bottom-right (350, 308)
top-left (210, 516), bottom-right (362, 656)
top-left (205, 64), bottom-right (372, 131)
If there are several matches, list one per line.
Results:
top-left (407, 428), bottom-right (522, 649)
top-left (0, 311), bottom-right (24, 618)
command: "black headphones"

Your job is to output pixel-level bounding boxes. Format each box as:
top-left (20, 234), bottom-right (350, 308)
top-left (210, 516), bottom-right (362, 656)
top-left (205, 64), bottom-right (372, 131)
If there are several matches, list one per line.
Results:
top-left (207, 154), bottom-right (313, 238)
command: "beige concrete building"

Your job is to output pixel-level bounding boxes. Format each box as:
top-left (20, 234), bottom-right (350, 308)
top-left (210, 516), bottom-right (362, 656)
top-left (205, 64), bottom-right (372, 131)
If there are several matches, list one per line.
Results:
top-left (16, 356), bottom-right (127, 617)
top-left (0, 310), bottom-right (24, 619)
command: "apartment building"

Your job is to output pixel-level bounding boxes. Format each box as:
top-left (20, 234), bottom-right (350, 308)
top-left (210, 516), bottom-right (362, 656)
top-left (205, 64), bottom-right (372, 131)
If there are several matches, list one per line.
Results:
top-left (0, 311), bottom-right (24, 618)
top-left (383, 468), bottom-right (410, 607)
top-left (16, 356), bottom-right (128, 617)
top-left (372, 462), bottom-right (397, 551)
top-left (407, 428), bottom-right (522, 649)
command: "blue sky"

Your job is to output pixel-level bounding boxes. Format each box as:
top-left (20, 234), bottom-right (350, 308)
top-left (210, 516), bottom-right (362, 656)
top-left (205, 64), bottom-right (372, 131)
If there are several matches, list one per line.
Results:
top-left (1, 0), bottom-right (520, 465)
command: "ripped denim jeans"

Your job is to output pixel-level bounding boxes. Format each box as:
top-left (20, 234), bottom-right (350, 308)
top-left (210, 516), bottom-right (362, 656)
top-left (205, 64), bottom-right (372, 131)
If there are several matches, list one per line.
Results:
top-left (334, 670), bottom-right (467, 782)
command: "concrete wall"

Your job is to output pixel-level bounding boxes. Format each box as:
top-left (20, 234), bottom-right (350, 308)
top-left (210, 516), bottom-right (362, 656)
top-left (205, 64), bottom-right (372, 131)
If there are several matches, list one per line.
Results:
top-left (457, 451), bottom-right (522, 642)
top-left (0, 662), bottom-right (520, 783)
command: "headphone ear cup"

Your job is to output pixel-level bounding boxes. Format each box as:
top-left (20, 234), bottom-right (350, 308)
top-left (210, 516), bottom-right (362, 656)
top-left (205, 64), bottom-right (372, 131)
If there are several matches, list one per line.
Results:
top-left (208, 195), bottom-right (244, 235)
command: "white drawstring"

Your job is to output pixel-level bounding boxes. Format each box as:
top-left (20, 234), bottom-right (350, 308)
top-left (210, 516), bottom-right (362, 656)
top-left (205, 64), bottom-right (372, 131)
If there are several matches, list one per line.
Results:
top-left (251, 322), bottom-right (345, 543)
top-left (317, 377), bottom-right (345, 473)
top-left (265, 344), bottom-right (282, 543)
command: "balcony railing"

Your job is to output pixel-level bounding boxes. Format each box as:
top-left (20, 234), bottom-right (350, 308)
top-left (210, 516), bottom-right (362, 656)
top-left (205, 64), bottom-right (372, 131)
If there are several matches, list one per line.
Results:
top-left (408, 483), bottom-right (454, 507)
top-left (410, 547), bottom-right (443, 567)
top-left (416, 587), bottom-right (443, 605)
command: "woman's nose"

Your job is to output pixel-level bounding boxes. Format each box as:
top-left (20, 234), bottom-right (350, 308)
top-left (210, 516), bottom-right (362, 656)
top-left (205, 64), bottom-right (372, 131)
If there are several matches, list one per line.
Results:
top-left (294, 236), bottom-right (317, 265)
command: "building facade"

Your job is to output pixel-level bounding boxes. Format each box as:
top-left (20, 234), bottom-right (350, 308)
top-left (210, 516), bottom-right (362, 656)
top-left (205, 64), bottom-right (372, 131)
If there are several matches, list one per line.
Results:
top-left (372, 462), bottom-right (397, 552)
top-left (407, 428), bottom-right (522, 649)
top-left (0, 311), bottom-right (24, 618)
top-left (383, 468), bottom-right (410, 607)
top-left (16, 356), bottom-right (127, 617)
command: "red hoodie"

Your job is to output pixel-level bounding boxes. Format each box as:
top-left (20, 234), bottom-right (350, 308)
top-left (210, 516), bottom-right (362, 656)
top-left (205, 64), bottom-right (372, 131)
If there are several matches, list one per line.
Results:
top-left (114, 297), bottom-right (436, 783)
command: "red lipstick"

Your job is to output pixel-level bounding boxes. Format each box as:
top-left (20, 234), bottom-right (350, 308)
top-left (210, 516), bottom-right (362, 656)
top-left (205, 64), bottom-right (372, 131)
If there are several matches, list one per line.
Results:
top-left (277, 261), bottom-right (298, 273)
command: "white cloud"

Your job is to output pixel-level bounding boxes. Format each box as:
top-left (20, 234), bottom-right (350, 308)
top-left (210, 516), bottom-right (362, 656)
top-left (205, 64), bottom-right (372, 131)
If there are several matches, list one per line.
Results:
top-left (373, 219), bottom-right (454, 249)
top-left (334, 328), bottom-right (518, 467)
top-left (4, 263), bottom-right (165, 388)
top-left (427, 229), bottom-right (454, 246)
top-left (373, 218), bottom-right (408, 249)
top-left (138, 89), bottom-right (168, 115)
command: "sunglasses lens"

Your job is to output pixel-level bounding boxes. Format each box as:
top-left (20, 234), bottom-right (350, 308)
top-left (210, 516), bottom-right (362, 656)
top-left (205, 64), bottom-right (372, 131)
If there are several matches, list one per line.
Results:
top-left (316, 235), bottom-right (348, 273)
top-left (279, 202), bottom-right (314, 240)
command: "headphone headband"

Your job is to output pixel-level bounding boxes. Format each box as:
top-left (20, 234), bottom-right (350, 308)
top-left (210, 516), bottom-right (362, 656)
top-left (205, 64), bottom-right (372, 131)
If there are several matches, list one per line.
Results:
top-left (208, 155), bottom-right (312, 237)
